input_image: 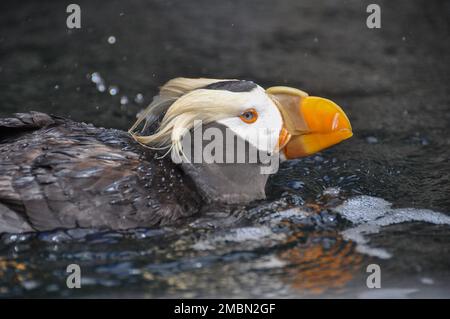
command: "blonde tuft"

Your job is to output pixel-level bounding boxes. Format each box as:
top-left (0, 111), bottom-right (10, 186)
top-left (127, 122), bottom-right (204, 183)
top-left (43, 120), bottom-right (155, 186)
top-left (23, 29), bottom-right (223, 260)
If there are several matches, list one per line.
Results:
top-left (128, 77), bottom-right (242, 158)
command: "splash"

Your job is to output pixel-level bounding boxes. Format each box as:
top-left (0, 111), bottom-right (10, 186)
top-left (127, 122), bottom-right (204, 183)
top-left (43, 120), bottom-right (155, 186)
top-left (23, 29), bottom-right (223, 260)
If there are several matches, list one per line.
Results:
top-left (333, 196), bottom-right (450, 259)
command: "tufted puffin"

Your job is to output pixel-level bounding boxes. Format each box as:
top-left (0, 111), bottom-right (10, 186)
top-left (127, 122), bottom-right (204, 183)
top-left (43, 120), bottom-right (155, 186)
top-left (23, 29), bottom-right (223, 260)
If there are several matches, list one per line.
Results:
top-left (0, 78), bottom-right (352, 233)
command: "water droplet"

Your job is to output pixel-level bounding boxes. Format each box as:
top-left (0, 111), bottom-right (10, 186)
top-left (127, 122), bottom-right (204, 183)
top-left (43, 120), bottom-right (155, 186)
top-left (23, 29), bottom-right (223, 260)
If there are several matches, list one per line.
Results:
top-left (107, 36), bottom-right (116, 44)
top-left (420, 277), bottom-right (434, 285)
top-left (97, 83), bottom-right (106, 92)
top-left (54, 84), bottom-right (59, 90)
top-left (366, 136), bottom-right (378, 144)
top-left (323, 187), bottom-right (340, 197)
top-left (134, 93), bottom-right (144, 104)
top-left (90, 72), bottom-right (103, 84)
top-left (120, 96), bottom-right (129, 105)
top-left (314, 155), bottom-right (324, 162)
top-left (22, 280), bottom-right (40, 290)
top-left (109, 85), bottom-right (119, 96)
top-left (287, 181), bottom-right (304, 190)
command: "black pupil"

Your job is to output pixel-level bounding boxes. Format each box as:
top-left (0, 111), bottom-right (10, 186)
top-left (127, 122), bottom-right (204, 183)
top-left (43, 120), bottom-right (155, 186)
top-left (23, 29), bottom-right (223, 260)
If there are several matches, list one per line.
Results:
top-left (245, 112), bottom-right (252, 119)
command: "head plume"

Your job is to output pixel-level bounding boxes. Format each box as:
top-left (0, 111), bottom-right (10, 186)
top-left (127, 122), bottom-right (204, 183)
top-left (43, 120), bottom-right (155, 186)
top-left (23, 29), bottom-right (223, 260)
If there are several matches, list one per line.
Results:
top-left (128, 77), bottom-right (243, 157)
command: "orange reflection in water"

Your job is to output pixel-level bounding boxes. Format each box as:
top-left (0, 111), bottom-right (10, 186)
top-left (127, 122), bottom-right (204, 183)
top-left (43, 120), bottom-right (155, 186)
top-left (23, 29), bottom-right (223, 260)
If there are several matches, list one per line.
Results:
top-left (279, 232), bottom-right (365, 295)
top-left (0, 258), bottom-right (29, 294)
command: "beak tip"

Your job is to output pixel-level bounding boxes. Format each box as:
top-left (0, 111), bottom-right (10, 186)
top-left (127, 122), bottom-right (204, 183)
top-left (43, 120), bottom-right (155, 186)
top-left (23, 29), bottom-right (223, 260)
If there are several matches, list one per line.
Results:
top-left (343, 130), bottom-right (353, 141)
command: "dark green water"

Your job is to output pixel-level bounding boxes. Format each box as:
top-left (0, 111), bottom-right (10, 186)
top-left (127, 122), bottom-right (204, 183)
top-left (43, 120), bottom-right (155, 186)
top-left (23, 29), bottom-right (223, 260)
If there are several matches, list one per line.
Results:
top-left (0, 0), bottom-right (449, 298)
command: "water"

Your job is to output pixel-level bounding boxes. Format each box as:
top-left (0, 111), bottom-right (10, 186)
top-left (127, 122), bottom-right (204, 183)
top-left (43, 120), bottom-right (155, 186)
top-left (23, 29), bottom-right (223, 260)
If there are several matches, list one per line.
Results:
top-left (0, 0), bottom-right (449, 298)
top-left (1, 193), bottom-right (448, 298)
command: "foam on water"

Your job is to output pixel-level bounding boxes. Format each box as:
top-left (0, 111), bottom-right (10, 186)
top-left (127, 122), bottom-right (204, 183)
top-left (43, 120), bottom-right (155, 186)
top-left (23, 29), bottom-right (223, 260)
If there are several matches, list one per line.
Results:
top-left (192, 226), bottom-right (285, 251)
top-left (333, 196), bottom-right (450, 259)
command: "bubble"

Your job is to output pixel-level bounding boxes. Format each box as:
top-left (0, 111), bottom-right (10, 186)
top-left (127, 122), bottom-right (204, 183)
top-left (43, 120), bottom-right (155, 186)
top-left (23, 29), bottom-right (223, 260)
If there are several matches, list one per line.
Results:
top-left (54, 85), bottom-right (59, 90)
top-left (108, 36), bottom-right (116, 44)
top-left (108, 85), bottom-right (119, 96)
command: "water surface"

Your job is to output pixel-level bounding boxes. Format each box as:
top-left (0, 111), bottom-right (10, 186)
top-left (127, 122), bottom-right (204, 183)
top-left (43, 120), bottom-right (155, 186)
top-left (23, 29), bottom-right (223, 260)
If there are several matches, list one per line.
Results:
top-left (0, 0), bottom-right (449, 298)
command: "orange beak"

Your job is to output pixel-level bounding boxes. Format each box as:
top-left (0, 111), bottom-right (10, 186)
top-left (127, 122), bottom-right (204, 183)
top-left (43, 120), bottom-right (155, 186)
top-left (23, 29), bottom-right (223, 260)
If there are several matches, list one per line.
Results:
top-left (267, 86), bottom-right (353, 159)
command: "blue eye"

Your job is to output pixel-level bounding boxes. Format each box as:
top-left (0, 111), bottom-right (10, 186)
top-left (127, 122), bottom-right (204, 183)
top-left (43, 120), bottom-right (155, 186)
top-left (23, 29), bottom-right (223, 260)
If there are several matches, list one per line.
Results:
top-left (240, 108), bottom-right (258, 123)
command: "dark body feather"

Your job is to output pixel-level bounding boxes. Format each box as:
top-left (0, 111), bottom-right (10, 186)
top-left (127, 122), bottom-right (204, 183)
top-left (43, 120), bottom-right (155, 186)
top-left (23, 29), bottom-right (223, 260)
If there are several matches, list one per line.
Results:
top-left (0, 112), bottom-right (202, 233)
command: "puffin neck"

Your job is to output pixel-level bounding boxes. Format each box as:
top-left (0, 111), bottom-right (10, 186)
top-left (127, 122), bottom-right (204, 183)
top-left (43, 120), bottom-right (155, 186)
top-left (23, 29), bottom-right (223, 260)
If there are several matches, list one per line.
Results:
top-left (181, 161), bottom-right (270, 204)
top-left (178, 123), bottom-right (274, 204)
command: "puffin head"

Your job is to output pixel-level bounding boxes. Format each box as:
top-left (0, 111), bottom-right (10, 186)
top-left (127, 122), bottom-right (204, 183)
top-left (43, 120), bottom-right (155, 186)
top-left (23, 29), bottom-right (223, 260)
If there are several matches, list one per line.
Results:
top-left (130, 78), bottom-right (352, 203)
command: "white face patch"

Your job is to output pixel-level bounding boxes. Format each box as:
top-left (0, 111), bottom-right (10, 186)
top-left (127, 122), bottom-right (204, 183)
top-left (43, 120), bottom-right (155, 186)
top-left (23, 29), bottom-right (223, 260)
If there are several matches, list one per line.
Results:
top-left (216, 85), bottom-right (283, 154)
